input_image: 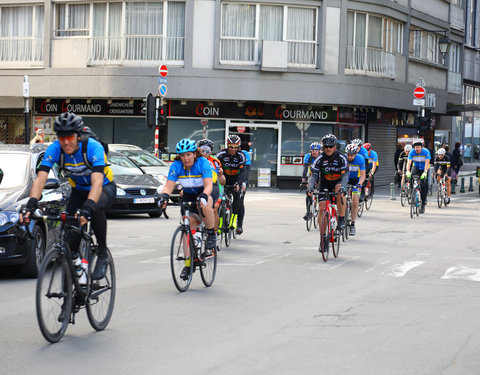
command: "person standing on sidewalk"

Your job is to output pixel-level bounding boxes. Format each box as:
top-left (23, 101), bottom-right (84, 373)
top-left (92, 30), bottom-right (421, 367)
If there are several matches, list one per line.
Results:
top-left (450, 142), bottom-right (463, 183)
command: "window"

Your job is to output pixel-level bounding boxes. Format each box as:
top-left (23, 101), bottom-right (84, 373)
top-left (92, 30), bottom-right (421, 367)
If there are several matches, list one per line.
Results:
top-left (220, 3), bottom-right (317, 67)
top-left (409, 27), bottom-right (442, 64)
top-left (0, 5), bottom-right (44, 63)
top-left (449, 43), bottom-right (461, 73)
top-left (465, 0), bottom-right (479, 47)
top-left (55, 3), bottom-right (90, 37)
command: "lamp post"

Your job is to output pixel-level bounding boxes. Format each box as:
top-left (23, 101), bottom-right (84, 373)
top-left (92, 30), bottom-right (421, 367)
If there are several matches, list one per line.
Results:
top-left (438, 36), bottom-right (451, 63)
top-left (23, 75), bottom-right (30, 144)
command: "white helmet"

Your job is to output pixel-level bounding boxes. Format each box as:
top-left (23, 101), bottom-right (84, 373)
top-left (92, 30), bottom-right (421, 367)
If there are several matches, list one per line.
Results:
top-left (404, 144), bottom-right (412, 152)
top-left (437, 148), bottom-right (446, 155)
top-left (412, 138), bottom-right (424, 147)
top-left (351, 138), bottom-right (363, 147)
top-left (345, 144), bottom-right (358, 155)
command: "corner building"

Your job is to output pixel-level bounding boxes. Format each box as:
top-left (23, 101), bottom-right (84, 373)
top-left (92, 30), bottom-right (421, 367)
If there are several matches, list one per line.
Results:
top-left (0, 0), bottom-right (466, 187)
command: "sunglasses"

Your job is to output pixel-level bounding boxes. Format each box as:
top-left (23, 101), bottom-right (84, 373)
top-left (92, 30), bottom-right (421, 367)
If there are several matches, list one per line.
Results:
top-left (323, 145), bottom-right (335, 149)
top-left (228, 145), bottom-right (239, 149)
top-left (58, 134), bottom-right (76, 142)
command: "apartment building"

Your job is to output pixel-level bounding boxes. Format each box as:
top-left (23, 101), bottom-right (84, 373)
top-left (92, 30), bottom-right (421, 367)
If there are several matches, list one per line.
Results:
top-left (0, 0), bottom-right (465, 186)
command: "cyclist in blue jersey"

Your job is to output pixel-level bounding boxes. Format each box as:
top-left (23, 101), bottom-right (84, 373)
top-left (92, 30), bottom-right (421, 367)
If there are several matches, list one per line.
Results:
top-left (302, 142), bottom-right (321, 220)
top-left (159, 138), bottom-right (216, 253)
top-left (406, 138), bottom-right (431, 213)
top-left (352, 139), bottom-right (369, 200)
top-left (363, 142), bottom-right (378, 195)
top-left (345, 144), bottom-right (366, 236)
top-left (22, 112), bottom-right (116, 281)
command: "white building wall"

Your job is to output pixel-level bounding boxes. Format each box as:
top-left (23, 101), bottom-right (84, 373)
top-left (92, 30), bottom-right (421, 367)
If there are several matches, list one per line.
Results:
top-left (324, 6), bottom-right (340, 75)
top-left (192, 0), bottom-right (215, 69)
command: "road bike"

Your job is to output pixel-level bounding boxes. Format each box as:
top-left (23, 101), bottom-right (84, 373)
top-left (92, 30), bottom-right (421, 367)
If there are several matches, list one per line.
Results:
top-left (218, 186), bottom-right (236, 247)
top-left (436, 174), bottom-right (449, 208)
top-left (400, 176), bottom-right (411, 207)
top-left (318, 190), bottom-right (342, 262)
top-left (305, 189), bottom-right (319, 231)
top-left (28, 209), bottom-right (116, 343)
top-left (410, 175), bottom-right (421, 218)
top-left (170, 201), bottom-right (217, 292)
top-left (364, 174), bottom-right (374, 210)
top-left (343, 185), bottom-right (355, 241)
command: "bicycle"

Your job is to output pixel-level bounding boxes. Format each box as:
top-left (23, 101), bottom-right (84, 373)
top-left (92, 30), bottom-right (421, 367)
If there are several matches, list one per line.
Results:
top-left (364, 174), bottom-right (374, 210)
top-left (28, 209), bottom-right (116, 343)
top-left (410, 175), bottom-right (421, 218)
top-left (436, 174), bottom-right (449, 208)
top-left (343, 185), bottom-right (354, 241)
top-left (218, 185), bottom-right (236, 247)
top-left (317, 190), bottom-right (342, 262)
top-left (400, 175), bottom-right (411, 207)
top-left (170, 201), bottom-right (217, 292)
top-left (306, 188), bottom-right (319, 231)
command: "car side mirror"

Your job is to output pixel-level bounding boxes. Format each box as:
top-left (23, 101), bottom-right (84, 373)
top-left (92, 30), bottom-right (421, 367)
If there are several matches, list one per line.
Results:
top-left (44, 178), bottom-right (60, 189)
top-left (0, 167), bottom-right (3, 184)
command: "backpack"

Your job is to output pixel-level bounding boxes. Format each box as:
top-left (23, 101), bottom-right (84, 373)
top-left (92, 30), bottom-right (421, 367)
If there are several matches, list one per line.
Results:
top-left (59, 127), bottom-right (109, 171)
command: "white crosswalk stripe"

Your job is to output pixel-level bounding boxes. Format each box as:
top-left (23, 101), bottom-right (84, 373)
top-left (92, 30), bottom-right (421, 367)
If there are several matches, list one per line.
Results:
top-left (441, 265), bottom-right (480, 282)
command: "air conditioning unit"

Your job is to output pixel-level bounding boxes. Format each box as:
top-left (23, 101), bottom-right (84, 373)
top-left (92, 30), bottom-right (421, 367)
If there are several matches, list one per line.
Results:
top-left (261, 41), bottom-right (288, 71)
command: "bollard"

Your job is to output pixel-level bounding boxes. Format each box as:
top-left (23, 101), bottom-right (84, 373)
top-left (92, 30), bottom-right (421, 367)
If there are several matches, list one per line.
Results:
top-left (469, 176), bottom-right (474, 191)
top-left (460, 177), bottom-right (465, 193)
top-left (451, 179), bottom-right (456, 194)
top-left (390, 182), bottom-right (396, 200)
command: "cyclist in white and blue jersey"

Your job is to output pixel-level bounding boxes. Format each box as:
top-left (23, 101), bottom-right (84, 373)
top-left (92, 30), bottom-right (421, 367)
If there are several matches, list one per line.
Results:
top-left (302, 142), bottom-right (322, 220)
top-left (159, 138), bottom-right (216, 250)
top-left (345, 144), bottom-right (366, 236)
top-left (406, 138), bottom-right (431, 213)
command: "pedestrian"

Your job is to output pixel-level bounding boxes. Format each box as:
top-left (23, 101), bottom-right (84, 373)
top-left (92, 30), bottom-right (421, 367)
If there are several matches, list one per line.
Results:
top-left (30, 128), bottom-right (45, 145)
top-left (450, 142), bottom-right (463, 182)
top-left (444, 145), bottom-right (453, 161)
top-left (394, 143), bottom-right (403, 187)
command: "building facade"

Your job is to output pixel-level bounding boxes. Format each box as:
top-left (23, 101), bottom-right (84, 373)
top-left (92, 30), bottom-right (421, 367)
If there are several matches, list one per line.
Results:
top-left (0, 0), bottom-right (466, 186)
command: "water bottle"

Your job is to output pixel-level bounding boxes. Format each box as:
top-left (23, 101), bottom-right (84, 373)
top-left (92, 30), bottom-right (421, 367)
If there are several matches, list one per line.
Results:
top-left (81, 258), bottom-right (89, 284)
top-left (331, 216), bottom-right (337, 229)
top-left (191, 230), bottom-right (202, 250)
top-left (72, 253), bottom-right (86, 285)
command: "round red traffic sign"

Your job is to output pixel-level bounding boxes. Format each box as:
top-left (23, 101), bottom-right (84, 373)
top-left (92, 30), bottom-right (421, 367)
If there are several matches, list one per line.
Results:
top-left (413, 86), bottom-right (426, 99)
top-left (159, 65), bottom-right (168, 77)
top-left (200, 119), bottom-right (208, 126)
top-left (237, 126), bottom-right (246, 133)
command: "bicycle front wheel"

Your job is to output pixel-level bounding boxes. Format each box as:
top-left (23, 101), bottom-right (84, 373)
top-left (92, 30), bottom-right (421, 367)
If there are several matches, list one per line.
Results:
top-left (332, 227), bottom-right (341, 258)
top-left (86, 248), bottom-right (116, 331)
top-left (313, 203), bottom-right (319, 229)
top-left (319, 212), bottom-right (329, 262)
top-left (306, 202), bottom-right (313, 231)
top-left (400, 189), bottom-right (407, 207)
top-left (36, 246), bottom-right (72, 343)
top-left (365, 182), bottom-right (373, 210)
top-left (437, 188), bottom-right (443, 208)
top-left (170, 226), bottom-right (194, 292)
top-left (357, 197), bottom-right (364, 218)
top-left (410, 191), bottom-right (416, 219)
top-left (199, 246), bottom-right (217, 287)
top-left (224, 209), bottom-right (232, 247)
top-left (415, 189), bottom-right (421, 217)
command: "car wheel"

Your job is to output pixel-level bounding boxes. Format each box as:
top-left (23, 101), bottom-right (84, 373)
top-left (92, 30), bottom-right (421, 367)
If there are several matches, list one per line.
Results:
top-left (148, 211), bottom-right (162, 218)
top-left (20, 225), bottom-right (45, 278)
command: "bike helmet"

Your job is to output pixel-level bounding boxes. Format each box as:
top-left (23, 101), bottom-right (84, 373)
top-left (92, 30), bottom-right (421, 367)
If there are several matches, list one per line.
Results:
top-left (363, 143), bottom-right (372, 151)
top-left (198, 138), bottom-right (214, 150)
top-left (352, 138), bottom-right (363, 146)
top-left (345, 144), bottom-right (358, 155)
top-left (437, 147), bottom-right (446, 155)
top-left (412, 138), bottom-right (424, 147)
top-left (176, 138), bottom-right (197, 153)
top-left (227, 134), bottom-right (241, 146)
top-left (54, 112), bottom-right (84, 136)
top-left (310, 142), bottom-right (321, 150)
top-left (321, 134), bottom-right (337, 147)
top-left (404, 144), bottom-right (413, 152)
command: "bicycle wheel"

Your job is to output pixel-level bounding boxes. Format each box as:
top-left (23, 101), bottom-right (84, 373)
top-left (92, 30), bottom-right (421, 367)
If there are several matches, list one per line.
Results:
top-left (410, 190), bottom-right (416, 219)
top-left (400, 187), bottom-right (407, 207)
top-left (313, 204), bottom-right (319, 229)
top-left (199, 244), bottom-right (217, 288)
top-left (415, 189), bottom-right (421, 217)
top-left (437, 187), bottom-right (443, 208)
top-left (306, 202), bottom-right (313, 231)
top-left (332, 227), bottom-right (341, 258)
top-left (224, 208), bottom-right (232, 247)
top-left (36, 246), bottom-right (72, 343)
top-left (86, 248), bottom-right (116, 331)
top-left (216, 205), bottom-right (224, 252)
top-left (170, 226), bottom-right (194, 292)
top-left (344, 199), bottom-right (351, 241)
top-left (319, 212), bottom-right (329, 262)
top-left (357, 197), bottom-right (364, 218)
top-left (365, 182), bottom-right (373, 210)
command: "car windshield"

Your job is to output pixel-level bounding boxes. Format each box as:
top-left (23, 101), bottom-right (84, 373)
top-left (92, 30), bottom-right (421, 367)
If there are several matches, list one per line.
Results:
top-left (0, 153), bottom-right (29, 189)
top-left (122, 151), bottom-right (168, 167)
top-left (108, 154), bottom-right (144, 176)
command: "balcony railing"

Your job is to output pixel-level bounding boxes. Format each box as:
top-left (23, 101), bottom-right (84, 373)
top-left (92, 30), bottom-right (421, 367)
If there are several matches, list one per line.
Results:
top-left (345, 46), bottom-right (395, 79)
top-left (88, 36), bottom-right (184, 65)
top-left (448, 71), bottom-right (462, 94)
top-left (0, 37), bottom-right (43, 66)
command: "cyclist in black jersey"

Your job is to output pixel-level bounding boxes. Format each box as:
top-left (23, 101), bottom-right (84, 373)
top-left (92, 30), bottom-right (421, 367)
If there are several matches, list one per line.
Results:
top-left (308, 134), bottom-right (349, 231)
top-left (216, 135), bottom-right (247, 234)
top-left (397, 144), bottom-right (412, 189)
top-left (302, 142), bottom-right (321, 221)
top-left (434, 147), bottom-right (452, 203)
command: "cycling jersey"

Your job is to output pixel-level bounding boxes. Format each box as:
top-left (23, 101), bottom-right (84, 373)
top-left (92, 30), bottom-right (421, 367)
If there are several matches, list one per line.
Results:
top-left (308, 150), bottom-right (349, 191)
top-left (408, 148), bottom-right (431, 171)
top-left (397, 150), bottom-right (409, 172)
top-left (167, 156), bottom-right (213, 195)
top-left (348, 154), bottom-right (366, 179)
top-left (434, 155), bottom-right (451, 173)
top-left (242, 150), bottom-right (252, 166)
top-left (358, 146), bottom-right (369, 162)
top-left (216, 149), bottom-right (246, 185)
top-left (206, 155), bottom-right (221, 184)
top-left (302, 153), bottom-right (317, 179)
top-left (40, 138), bottom-right (113, 191)
top-left (367, 150), bottom-right (379, 167)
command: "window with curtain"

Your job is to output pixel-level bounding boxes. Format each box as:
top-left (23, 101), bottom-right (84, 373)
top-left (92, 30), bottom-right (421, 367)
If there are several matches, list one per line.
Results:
top-left (220, 3), bottom-right (317, 67)
top-left (409, 27), bottom-right (442, 64)
top-left (55, 3), bottom-right (90, 36)
top-left (449, 43), bottom-right (461, 73)
top-left (0, 5), bottom-right (44, 62)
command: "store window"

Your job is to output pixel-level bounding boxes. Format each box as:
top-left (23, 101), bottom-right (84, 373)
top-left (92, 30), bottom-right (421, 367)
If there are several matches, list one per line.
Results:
top-left (281, 122), bottom-right (332, 157)
top-left (335, 125), bottom-right (363, 152)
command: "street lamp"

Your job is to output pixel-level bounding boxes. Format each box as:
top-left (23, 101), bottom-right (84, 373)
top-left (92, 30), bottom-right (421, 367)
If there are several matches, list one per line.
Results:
top-left (438, 36), bottom-right (451, 62)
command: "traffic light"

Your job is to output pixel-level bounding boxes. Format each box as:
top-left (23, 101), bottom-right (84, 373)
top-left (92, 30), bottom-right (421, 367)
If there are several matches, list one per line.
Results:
top-left (158, 105), bottom-right (167, 126)
top-left (415, 116), bottom-right (431, 135)
top-left (145, 93), bottom-right (156, 128)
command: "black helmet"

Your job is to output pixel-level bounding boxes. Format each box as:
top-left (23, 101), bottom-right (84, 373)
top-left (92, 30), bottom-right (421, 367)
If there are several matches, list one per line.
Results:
top-left (198, 138), bottom-right (214, 150)
top-left (54, 112), bottom-right (84, 136)
top-left (321, 134), bottom-right (337, 147)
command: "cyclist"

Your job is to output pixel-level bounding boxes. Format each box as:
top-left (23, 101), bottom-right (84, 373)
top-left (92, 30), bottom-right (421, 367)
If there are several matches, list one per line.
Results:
top-left (198, 138), bottom-right (226, 232)
top-left (308, 134), bottom-right (349, 242)
top-left (406, 138), bottom-right (431, 213)
top-left (302, 142), bottom-right (322, 221)
top-left (21, 112), bottom-right (116, 281)
top-left (434, 147), bottom-right (452, 203)
top-left (352, 138), bottom-right (369, 163)
top-left (238, 146), bottom-right (251, 235)
top-left (159, 138), bottom-right (216, 278)
top-left (397, 144), bottom-right (413, 190)
top-left (345, 144), bottom-right (366, 236)
top-left (216, 135), bottom-right (247, 235)
top-left (363, 142), bottom-right (378, 196)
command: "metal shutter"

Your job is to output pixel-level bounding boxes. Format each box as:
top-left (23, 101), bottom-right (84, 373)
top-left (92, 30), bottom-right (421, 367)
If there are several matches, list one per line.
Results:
top-left (366, 124), bottom-right (397, 187)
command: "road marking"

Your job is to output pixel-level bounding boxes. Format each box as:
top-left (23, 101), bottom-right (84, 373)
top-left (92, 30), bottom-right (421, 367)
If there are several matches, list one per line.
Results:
top-left (383, 261), bottom-right (424, 277)
top-left (327, 256), bottom-right (360, 269)
top-left (113, 248), bottom-right (157, 258)
top-left (441, 265), bottom-right (480, 282)
top-left (364, 260), bottom-right (390, 273)
top-left (140, 256), bottom-right (170, 264)
top-left (462, 199), bottom-right (480, 203)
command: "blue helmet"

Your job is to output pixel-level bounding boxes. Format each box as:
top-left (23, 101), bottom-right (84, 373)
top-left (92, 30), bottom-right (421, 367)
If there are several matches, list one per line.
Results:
top-left (176, 138), bottom-right (197, 153)
top-left (310, 142), bottom-right (321, 150)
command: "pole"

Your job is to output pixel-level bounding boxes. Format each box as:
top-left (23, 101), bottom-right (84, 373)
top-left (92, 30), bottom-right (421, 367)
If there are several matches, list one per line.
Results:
top-left (154, 97), bottom-right (162, 157)
top-left (23, 75), bottom-right (30, 144)
top-left (390, 182), bottom-right (396, 200)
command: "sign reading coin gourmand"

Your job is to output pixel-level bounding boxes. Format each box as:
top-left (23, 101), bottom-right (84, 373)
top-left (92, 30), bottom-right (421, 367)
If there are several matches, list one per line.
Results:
top-left (34, 98), bottom-right (145, 116)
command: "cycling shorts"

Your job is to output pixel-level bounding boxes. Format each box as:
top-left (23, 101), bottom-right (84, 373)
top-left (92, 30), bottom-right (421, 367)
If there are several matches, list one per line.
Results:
top-left (181, 192), bottom-right (201, 215)
top-left (348, 178), bottom-right (361, 193)
top-left (318, 180), bottom-right (341, 202)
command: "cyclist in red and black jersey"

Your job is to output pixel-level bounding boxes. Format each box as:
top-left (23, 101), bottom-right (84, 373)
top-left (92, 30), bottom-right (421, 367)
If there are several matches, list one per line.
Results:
top-left (307, 134), bottom-right (349, 230)
top-left (216, 134), bottom-right (247, 234)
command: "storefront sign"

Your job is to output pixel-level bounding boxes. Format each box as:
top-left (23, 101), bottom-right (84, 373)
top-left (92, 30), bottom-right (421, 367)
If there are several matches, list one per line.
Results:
top-left (257, 168), bottom-right (271, 187)
top-left (34, 98), bottom-right (145, 116)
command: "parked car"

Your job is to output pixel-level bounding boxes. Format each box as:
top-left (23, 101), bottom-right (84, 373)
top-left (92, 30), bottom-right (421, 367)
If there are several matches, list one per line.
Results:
top-left (109, 144), bottom-right (181, 203)
top-left (0, 144), bottom-right (69, 277)
top-left (107, 151), bottom-right (163, 217)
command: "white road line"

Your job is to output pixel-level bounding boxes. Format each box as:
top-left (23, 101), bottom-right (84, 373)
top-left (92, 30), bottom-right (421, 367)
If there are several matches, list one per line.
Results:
top-left (364, 260), bottom-right (390, 273)
top-left (462, 199), bottom-right (480, 203)
top-left (441, 265), bottom-right (480, 282)
top-left (114, 248), bottom-right (157, 258)
top-left (383, 261), bottom-right (425, 277)
top-left (140, 256), bottom-right (170, 264)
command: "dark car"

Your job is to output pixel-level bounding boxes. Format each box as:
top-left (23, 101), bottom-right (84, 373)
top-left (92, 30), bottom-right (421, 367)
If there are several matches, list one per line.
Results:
top-left (0, 144), bottom-right (69, 277)
top-left (107, 151), bottom-right (163, 217)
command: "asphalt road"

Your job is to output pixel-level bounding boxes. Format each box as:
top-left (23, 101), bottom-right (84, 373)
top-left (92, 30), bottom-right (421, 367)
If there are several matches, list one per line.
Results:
top-left (1, 186), bottom-right (480, 375)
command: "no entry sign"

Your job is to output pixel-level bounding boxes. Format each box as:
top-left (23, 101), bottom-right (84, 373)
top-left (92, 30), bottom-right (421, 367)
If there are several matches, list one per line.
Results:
top-left (413, 86), bottom-right (426, 99)
top-left (159, 65), bottom-right (168, 77)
